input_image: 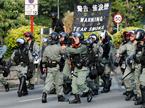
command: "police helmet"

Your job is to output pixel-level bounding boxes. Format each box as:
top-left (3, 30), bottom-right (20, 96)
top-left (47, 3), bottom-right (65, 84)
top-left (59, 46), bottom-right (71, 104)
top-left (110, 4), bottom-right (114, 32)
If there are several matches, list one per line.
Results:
top-left (135, 29), bottom-right (145, 41)
top-left (100, 31), bottom-right (110, 40)
top-left (69, 32), bottom-right (75, 37)
top-left (123, 31), bottom-right (135, 38)
top-left (100, 32), bottom-right (105, 39)
top-left (128, 30), bottom-right (135, 35)
top-left (59, 32), bottom-right (68, 37)
top-left (43, 38), bottom-right (48, 43)
top-left (50, 32), bottom-right (59, 41)
top-left (89, 34), bottom-right (99, 43)
top-left (24, 32), bottom-right (33, 39)
top-left (74, 32), bottom-right (84, 41)
top-left (16, 38), bottom-right (25, 44)
top-left (100, 31), bottom-right (111, 44)
top-left (85, 38), bottom-right (93, 46)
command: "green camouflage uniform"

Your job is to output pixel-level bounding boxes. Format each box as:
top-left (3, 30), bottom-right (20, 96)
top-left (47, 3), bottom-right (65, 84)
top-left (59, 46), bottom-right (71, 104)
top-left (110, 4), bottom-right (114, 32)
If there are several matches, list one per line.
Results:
top-left (66, 44), bottom-right (89, 94)
top-left (117, 41), bottom-right (136, 92)
top-left (42, 44), bottom-right (64, 96)
top-left (87, 42), bottom-right (103, 93)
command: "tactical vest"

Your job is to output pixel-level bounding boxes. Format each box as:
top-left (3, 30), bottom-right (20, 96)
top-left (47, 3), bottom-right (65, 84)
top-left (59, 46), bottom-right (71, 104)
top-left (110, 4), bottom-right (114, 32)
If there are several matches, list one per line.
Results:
top-left (140, 47), bottom-right (145, 67)
top-left (70, 54), bottom-right (87, 69)
top-left (102, 42), bottom-right (111, 59)
top-left (87, 47), bottom-right (96, 66)
top-left (13, 46), bottom-right (30, 65)
top-left (135, 43), bottom-right (144, 63)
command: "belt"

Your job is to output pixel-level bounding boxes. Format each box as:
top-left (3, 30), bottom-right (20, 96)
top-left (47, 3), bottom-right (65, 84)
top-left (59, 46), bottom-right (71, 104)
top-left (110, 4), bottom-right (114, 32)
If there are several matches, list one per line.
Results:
top-left (47, 61), bottom-right (58, 68)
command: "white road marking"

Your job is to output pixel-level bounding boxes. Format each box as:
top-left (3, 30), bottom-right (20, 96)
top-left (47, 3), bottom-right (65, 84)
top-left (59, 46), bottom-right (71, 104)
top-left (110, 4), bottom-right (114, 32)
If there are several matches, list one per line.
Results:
top-left (19, 97), bottom-right (41, 103)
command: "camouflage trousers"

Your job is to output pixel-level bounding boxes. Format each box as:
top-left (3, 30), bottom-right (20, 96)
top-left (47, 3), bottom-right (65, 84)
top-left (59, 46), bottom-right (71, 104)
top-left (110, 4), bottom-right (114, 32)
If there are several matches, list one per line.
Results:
top-left (71, 67), bottom-right (89, 94)
top-left (140, 68), bottom-right (145, 87)
top-left (43, 65), bottom-right (64, 96)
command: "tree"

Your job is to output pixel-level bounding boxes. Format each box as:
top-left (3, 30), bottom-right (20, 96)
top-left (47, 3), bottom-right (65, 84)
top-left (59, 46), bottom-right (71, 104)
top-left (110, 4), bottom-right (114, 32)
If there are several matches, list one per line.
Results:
top-left (112, 0), bottom-right (145, 27)
top-left (1, 0), bottom-right (145, 38)
top-left (0, 0), bottom-right (29, 37)
top-left (5, 25), bottom-right (42, 56)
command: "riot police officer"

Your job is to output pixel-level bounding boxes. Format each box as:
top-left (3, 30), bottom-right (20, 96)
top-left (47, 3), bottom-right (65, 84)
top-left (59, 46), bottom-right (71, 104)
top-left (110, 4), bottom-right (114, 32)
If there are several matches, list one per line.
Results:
top-left (86, 34), bottom-right (103, 95)
top-left (100, 31), bottom-right (113, 93)
top-left (10, 38), bottom-right (33, 97)
top-left (132, 29), bottom-right (145, 105)
top-left (118, 31), bottom-right (130, 78)
top-left (24, 32), bottom-right (40, 90)
top-left (65, 32), bottom-right (93, 104)
top-left (59, 32), bottom-right (72, 94)
top-left (116, 31), bottom-right (137, 101)
top-left (40, 38), bottom-right (49, 80)
top-left (134, 29), bottom-right (145, 107)
top-left (41, 32), bottom-right (66, 103)
top-left (0, 44), bottom-right (9, 92)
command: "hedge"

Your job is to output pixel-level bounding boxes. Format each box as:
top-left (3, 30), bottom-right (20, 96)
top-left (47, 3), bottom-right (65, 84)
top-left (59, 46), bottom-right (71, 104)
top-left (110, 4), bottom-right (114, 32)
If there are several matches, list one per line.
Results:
top-left (5, 25), bottom-right (43, 56)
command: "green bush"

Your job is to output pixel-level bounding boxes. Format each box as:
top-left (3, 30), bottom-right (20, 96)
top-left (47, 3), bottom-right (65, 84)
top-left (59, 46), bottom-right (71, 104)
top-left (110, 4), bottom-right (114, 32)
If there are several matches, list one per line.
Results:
top-left (5, 25), bottom-right (43, 56)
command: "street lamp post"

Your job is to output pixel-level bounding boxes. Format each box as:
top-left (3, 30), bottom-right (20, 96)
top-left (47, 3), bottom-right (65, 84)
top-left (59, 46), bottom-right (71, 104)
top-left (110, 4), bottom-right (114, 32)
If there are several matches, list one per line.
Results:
top-left (57, 0), bottom-right (60, 19)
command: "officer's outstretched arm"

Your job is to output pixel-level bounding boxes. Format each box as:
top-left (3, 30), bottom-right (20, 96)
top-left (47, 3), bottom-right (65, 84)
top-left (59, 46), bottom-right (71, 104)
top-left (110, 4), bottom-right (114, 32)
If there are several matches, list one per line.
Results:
top-left (66, 45), bottom-right (86, 54)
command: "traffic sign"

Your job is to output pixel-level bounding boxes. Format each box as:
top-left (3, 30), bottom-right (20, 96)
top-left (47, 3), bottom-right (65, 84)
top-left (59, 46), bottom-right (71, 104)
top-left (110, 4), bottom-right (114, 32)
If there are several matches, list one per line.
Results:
top-left (25, 4), bottom-right (38, 15)
top-left (25, 0), bottom-right (38, 15)
top-left (113, 14), bottom-right (123, 24)
top-left (25, 0), bottom-right (38, 5)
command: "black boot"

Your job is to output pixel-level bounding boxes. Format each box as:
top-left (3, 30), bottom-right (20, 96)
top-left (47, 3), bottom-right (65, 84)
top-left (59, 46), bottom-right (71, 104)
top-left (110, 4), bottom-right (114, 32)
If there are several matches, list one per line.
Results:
top-left (63, 78), bottom-right (72, 95)
top-left (58, 95), bottom-right (66, 102)
top-left (86, 90), bottom-right (93, 102)
top-left (63, 83), bottom-right (72, 95)
top-left (22, 80), bottom-right (28, 96)
top-left (134, 97), bottom-right (142, 105)
top-left (69, 94), bottom-right (81, 104)
top-left (17, 91), bottom-right (22, 97)
top-left (101, 75), bottom-right (112, 93)
top-left (140, 85), bottom-right (145, 108)
top-left (125, 90), bottom-right (134, 101)
top-left (133, 94), bottom-right (137, 101)
top-left (42, 92), bottom-right (47, 103)
top-left (4, 83), bottom-right (9, 92)
top-left (17, 76), bottom-right (26, 97)
top-left (93, 89), bottom-right (98, 95)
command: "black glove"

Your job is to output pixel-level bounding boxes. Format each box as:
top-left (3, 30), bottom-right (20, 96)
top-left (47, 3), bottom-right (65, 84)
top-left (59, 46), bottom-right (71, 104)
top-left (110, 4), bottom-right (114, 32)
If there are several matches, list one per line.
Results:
top-left (89, 69), bottom-right (98, 80)
top-left (3, 66), bottom-right (10, 77)
top-left (26, 70), bottom-right (33, 80)
top-left (114, 62), bottom-right (119, 67)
